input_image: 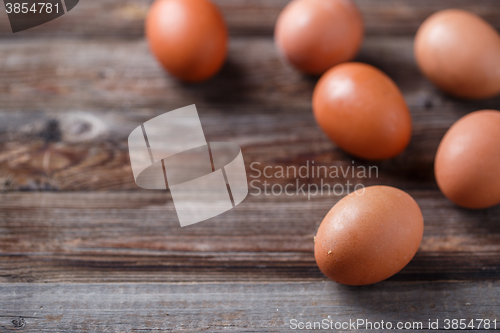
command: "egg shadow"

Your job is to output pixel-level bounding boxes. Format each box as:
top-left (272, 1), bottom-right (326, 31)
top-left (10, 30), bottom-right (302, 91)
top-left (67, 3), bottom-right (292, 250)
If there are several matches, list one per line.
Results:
top-left (440, 90), bottom-right (500, 115)
top-left (369, 135), bottom-right (439, 188)
top-left (322, 279), bottom-right (483, 323)
top-left (323, 146), bottom-right (437, 189)
top-left (172, 58), bottom-right (249, 108)
top-left (320, 237), bottom-right (500, 319)
top-left (391, 201), bottom-right (500, 282)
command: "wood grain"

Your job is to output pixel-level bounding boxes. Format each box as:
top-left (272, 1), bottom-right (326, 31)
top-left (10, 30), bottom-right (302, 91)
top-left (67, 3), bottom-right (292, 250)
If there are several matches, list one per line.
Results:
top-left (1, 281), bottom-right (499, 332)
top-left (0, 0), bottom-right (499, 37)
top-left (1, 37), bottom-right (499, 112)
top-left (1, 191), bottom-right (499, 283)
top-left (0, 37), bottom-right (498, 191)
top-left (0, 0), bottom-right (499, 330)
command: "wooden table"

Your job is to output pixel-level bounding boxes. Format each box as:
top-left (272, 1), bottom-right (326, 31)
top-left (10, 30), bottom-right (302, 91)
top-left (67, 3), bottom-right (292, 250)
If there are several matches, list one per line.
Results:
top-left (1, 0), bottom-right (499, 331)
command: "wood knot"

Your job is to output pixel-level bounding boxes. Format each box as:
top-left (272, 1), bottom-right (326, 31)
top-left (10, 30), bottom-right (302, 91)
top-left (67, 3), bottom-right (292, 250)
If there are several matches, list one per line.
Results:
top-left (424, 99), bottom-right (433, 109)
top-left (59, 112), bottom-right (107, 143)
top-left (12, 317), bottom-right (26, 328)
top-left (41, 119), bottom-right (61, 142)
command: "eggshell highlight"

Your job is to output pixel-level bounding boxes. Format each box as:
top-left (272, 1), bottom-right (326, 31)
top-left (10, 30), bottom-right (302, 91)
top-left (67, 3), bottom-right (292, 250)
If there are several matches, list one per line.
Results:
top-left (314, 186), bottom-right (424, 286)
top-left (145, 0), bottom-right (228, 82)
top-left (275, 0), bottom-right (364, 75)
top-left (435, 110), bottom-right (500, 209)
top-left (312, 62), bottom-right (412, 160)
top-left (414, 9), bottom-right (500, 99)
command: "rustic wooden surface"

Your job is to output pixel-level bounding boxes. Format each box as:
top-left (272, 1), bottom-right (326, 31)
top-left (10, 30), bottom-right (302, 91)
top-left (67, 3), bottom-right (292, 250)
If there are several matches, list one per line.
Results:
top-left (1, 0), bottom-right (500, 332)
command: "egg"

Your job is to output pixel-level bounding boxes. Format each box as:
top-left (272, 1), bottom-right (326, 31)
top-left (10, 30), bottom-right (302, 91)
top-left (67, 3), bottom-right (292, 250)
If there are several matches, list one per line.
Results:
top-left (274, 0), bottom-right (364, 75)
top-left (314, 186), bottom-right (424, 286)
top-left (435, 110), bottom-right (500, 209)
top-left (312, 62), bottom-right (412, 160)
top-left (145, 0), bottom-right (228, 82)
top-left (414, 9), bottom-right (500, 99)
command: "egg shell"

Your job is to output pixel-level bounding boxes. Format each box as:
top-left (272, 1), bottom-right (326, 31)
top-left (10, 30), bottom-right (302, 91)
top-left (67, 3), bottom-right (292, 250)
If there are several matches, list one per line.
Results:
top-left (414, 9), bottom-right (500, 99)
top-left (435, 110), bottom-right (500, 209)
top-left (274, 0), bottom-right (364, 75)
top-left (314, 186), bottom-right (424, 286)
top-left (312, 62), bottom-right (412, 160)
top-left (145, 0), bottom-right (228, 82)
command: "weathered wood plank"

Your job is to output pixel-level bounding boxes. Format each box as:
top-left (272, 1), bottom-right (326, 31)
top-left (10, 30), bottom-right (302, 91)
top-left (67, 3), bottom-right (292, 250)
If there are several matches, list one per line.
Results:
top-left (0, 109), bottom-right (446, 191)
top-left (0, 281), bottom-right (499, 332)
top-left (0, 106), bottom-right (483, 191)
top-left (0, 191), bottom-right (499, 283)
top-left (0, 1), bottom-right (498, 332)
top-left (0, 37), bottom-right (498, 191)
top-left (2, 252), bottom-right (500, 283)
top-left (0, 37), bottom-right (498, 112)
top-left (0, 0), bottom-right (499, 37)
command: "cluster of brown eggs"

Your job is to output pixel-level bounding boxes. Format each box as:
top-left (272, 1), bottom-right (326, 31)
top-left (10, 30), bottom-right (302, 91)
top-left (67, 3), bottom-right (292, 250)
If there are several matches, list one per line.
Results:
top-left (144, 0), bottom-right (500, 285)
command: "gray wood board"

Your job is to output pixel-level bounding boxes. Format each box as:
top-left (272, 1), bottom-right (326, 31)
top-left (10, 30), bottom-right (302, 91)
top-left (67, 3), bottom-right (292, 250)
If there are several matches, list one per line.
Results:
top-left (0, 37), bottom-right (498, 192)
top-left (1, 191), bottom-right (499, 283)
top-left (1, 282), bottom-right (499, 332)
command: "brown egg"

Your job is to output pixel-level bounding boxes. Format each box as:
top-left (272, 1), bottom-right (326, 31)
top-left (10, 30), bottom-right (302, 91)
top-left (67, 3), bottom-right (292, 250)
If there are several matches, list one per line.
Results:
top-left (312, 62), bottom-right (412, 160)
top-left (274, 0), bottom-right (364, 75)
top-left (435, 110), bottom-right (500, 209)
top-left (145, 0), bottom-right (228, 82)
top-left (314, 186), bottom-right (424, 286)
top-left (414, 9), bottom-right (500, 99)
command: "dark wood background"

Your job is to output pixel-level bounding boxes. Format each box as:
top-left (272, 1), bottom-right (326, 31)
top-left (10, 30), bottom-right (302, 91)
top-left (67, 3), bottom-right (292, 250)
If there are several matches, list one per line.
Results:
top-left (1, 0), bottom-right (500, 331)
